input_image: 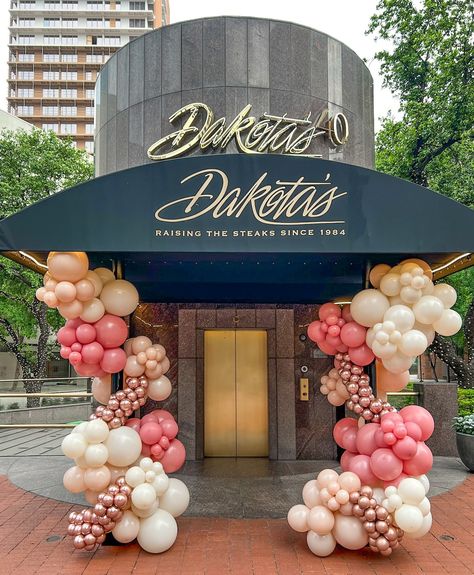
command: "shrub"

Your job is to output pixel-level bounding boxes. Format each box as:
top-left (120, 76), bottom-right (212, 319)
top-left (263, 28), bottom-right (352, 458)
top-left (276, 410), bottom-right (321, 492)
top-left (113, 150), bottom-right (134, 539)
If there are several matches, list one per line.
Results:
top-left (453, 414), bottom-right (474, 435)
top-left (458, 388), bottom-right (474, 416)
top-left (7, 402), bottom-right (20, 410)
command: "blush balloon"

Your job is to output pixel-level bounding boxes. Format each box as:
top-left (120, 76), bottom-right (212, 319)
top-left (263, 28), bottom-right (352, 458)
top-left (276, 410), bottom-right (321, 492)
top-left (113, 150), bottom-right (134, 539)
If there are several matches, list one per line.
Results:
top-left (161, 418), bottom-right (179, 440)
top-left (57, 326), bottom-right (77, 347)
top-left (348, 454), bottom-right (379, 485)
top-left (100, 348), bottom-right (127, 374)
top-left (76, 323), bottom-right (97, 344)
top-left (333, 418), bottom-right (358, 446)
top-left (125, 418), bottom-right (141, 433)
top-left (400, 406), bottom-right (434, 442)
top-left (392, 436), bottom-right (418, 460)
top-left (370, 448), bottom-right (403, 481)
top-left (319, 303), bottom-right (342, 321)
top-left (402, 442), bottom-right (433, 476)
top-left (355, 423), bottom-right (380, 456)
top-left (160, 439), bottom-right (186, 473)
top-left (340, 450), bottom-right (357, 472)
top-left (81, 342), bottom-right (105, 365)
top-left (348, 344), bottom-right (375, 367)
top-left (94, 314), bottom-right (128, 349)
top-left (340, 322), bottom-right (367, 348)
top-left (140, 422), bottom-right (163, 445)
top-left (318, 340), bottom-right (337, 356)
top-left (341, 427), bottom-right (358, 453)
top-left (307, 322), bottom-right (324, 343)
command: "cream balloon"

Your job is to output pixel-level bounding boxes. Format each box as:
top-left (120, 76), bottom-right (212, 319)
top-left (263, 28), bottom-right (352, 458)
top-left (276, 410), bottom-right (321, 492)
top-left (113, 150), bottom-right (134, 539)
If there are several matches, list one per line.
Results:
top-left (151, 473), bottom-right (170, 496)
top-left (418, 497), bottom-right (431, 516)
top-left (84, 465), bottom-right (111, 491)
top-left (147, 375), bottom-right (172, 402)
top-left (432, 283), bottom-right (457, 308)
top-left (338, 472), bottom-right (361, 493)
top-left (72, 421), bottom-right (89, 435)
top-left (104, 427), bottom-right (142, 467)
top-left (350, 289), bottom-right (390, 327)
top-left (433, 309), bottom-right (462, 336)
top-left (84, 443), bottom-right (109, 468)
top-left (369, 264), bottom-right (391, 289)
top-left (332, 513), bottom-right (368, 549)
top-left (403, 512), bottom-right (432, 539)
top-left (61, 433), bottom-right (87, 459)
top-left (91, 375), bottom-right (112, 405)
top-left (132, 500), bottom-right (159, 518)
top-left (93, 267), bottom-right (115, 285)
top-left (131, 483), bottom-right (156, 510)
top-left (124, 355), bottom-right (145, 377)
top-left (400, 258), bottom-right (433, 280)
top-left (100, 279), bottom-right (139, 317)
top-left (125, 466), bottom-right (146, 488)
top-left (414, 321), bottom-right (436, 346)
top-left (84, 419), bottom-right (109, 444)
top-left (397, 478), bottom-right (426, 505)
top-left (287, 504), bottom-right (310, 533)
top-left (112, 510), bottom-right (140, 543)
top-left (394, 504), bottom-right (424, 533)
top-left (372, 340), bottom-right (397, 359)
top-left (413, 296), bottom-right (444, 325)
top-left (421, 279), bottom-right (435, 295)
top-left (47, 252), bottom-right (89, 282)
top-left (417, 474), bottom-right (430, 494)
top-left (306, 531), bottom-right (336, 557)
top-left (158, 479), bottom-right (190, 518)
top-left (400, 286), bottom-right (422, 304)
top-left (63, 465), bottom-right (86, 493)
top-left (382, 351), bottom-right (415, 374)
top-left (380, 273), bottom-right (401, 297)
top-left (85, 270), bottom-right (103, 297)
top-left (307, 505), bottom-right (335, 535)
top-left (80, 297), bottom-right (105, 323)
top-left (383, 305), bottom-right (415, 333)
top-left (137, 509), bottom-right (177, 554)
top-left (399, 329), bottom-right (428, 357)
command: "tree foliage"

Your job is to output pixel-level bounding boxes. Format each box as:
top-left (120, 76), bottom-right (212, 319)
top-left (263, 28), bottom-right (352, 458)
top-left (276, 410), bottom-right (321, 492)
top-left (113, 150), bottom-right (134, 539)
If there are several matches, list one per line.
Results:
top-left (0, 129), bottom-right (93, 405)
top-left (369, 0), bottom-right (474, 387)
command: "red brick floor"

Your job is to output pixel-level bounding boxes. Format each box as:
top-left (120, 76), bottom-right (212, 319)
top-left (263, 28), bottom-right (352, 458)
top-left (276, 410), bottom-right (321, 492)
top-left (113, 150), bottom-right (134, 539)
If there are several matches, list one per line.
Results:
top-left (0, 474), bottom-right (473, 575)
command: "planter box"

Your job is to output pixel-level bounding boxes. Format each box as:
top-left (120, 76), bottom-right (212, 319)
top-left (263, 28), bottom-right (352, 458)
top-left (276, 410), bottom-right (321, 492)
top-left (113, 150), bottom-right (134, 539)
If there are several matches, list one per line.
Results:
top-left (0, 403), bottom-right (91, 425)
top-left (456, 432), bottom-right (474, 472)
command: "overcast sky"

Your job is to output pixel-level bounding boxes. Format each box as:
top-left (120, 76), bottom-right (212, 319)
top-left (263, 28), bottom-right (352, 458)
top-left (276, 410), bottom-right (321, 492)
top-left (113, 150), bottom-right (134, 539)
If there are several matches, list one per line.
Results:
top-left (0, 0), bottom-right (399, 129)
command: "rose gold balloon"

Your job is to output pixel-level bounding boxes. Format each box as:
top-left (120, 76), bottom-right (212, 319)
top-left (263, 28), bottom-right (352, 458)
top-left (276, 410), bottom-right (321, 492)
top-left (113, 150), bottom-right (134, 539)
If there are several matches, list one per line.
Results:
top-left (75, 513), bottom-right (84, 524)
top-left (372, 414), bottom-right (381, 423)
top-left (116, 477), bottom-right (126, 487)
top-left (81, 522), bottom-right (92, 535)
top-left (352, 504), bottom-right (364, 517)
top-left (365, 521), bottom-right (376, 533)
top-left (376, 537), bottom-right (390, 551)
top-left (350, 394), bottom-right (360, 403)
top-left (116, 391), bottom-right (126, 401)
top-left (106, 506), bottom-right (121, 520)
top-left (346, 400), bottom-right (355, 411)
top-left (107, 485), bottom-right (119, 496)
top-left (354, 405), bottom-right (364, 415)
top-left (360, 486), bottom-right (373, 497)
top-left (349, 491), bottom-right (360, 504)
top-left (94, 504), bottom-right (106, 517)
top-left (114, 493), bottom-right (127, 508)
top-left (102, 494), bottom-right (114, 508)
top-left (108, 398), bottom-right (119, 411)
top-left (126, 377), bottom-right (139, 390)
top-left (347, 383), bottom-right (358, 394)
top-left (364, 508), bottom-right (376, 522)
top-left (103, 523), bottom-right (114, 533)
top-left (110, 417), bottom-right (122, 429)
top-left (380, 547), bottom-right (392, 556)
top-left (385, 527), bottom-right (397, 541)
top-left (359, 397), bottom-right (371, 408)
top-left (73, 535), bottom-right (86, 549)
top-left (138, 398), bottom-right (146, 407)
top-left (376, 507), bottom-right (389, 521)
top-left (97, 534), bottom-right (106, 544)
top-left (101, 409), bottom-right (114, 422)
top-left (84, 534), bottom-right (97, 547)
top-left (98, 516), bottom-right (111, 526)
top-left (376, 521), bottom-right (389, 534)
top-left (120, 485), bottom-right (132, 497)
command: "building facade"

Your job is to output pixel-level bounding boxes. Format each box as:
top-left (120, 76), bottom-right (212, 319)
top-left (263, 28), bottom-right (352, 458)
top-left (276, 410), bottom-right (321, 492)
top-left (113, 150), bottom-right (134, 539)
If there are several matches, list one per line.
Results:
top-left (7, 0), bottom-right (170, 153)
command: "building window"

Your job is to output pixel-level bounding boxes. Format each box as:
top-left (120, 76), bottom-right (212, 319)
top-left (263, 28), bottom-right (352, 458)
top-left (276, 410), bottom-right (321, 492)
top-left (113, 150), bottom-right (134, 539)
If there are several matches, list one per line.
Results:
top-left (43, 53), bottom-right (60, 62)
top-left (43, 88), bottom-right (59, 97)
top-left (18, 35), bottom-right (34, 45)
top-left (85, 123), bottom-right (94, 134)
top-left (60, 123), bottom-right (77, 134)
top-left (61, 53), bottom-right (77, 62)
top-left (61, 71), bottom-right (77, 80)
top-left (129, 2), bottom-right (145, 9)
top-left (61, 88), bottom-right (77, 98)
top-left (86, 54), bottom-right (102, 63)
top-left (18, 18), bottom-right (35, 27)
top-left (85, 89), bottom-right (95, 99)
top-left (44, 1), bottom-right (60, 9)
top-left (43, 70), bottom-right (60, 80)
top-left (85, 140), bottom-right (94, 154)
top-left (60, 106), bottom-right (77, 116)
top-left (18, 1), bottom-right (36, 8)
top-left (85, 106), bottom-right (94, 116)
top-left (18, 106), bottom-right (34, 115)
top-left (97, 36), bottom-right (120, 46)
top-left (18, 53), bottom-right (35, 62)
top-left (43, 18), bottom-right (60, 28)
top-left (85, 71), bottom-right (95, 81)
top-left (62, 1), bottom-right (78, 10)
top-left (62, 19), bottom-right (78, 28)
top-left (129, 19), bottom-right (145, 28)
top-left (87, 19), bottom-right (103, 28)
top-left (18, 88), bottom-right (34, 97)
top-left (42, 106), bottom-right (58, 115)
top-left (62, 36), bottom-right (78, 45)
top-left (44, 35), bottom-right (61, 45)
top-left (42, 123), bottom-right (59, 132)
top-left (18, 70), bottom-right (34, 80)
top-left (87, 1), bottom-right (102, 10)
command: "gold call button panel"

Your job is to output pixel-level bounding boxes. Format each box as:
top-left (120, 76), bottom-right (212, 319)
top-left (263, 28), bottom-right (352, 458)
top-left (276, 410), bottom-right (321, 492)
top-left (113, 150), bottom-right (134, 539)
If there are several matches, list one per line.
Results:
top-left (300, 378), bottom-right (309, 401)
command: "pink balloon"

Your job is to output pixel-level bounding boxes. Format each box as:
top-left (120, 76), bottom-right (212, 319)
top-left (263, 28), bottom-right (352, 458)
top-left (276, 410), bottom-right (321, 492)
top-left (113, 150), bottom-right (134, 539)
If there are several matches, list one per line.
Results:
top-left (71, 342), bottom-right (82, 352)
top-left (355, 423), bottom-right (380, 456)
top-left (340, 322), bottom-right (367, 348)
top-left (325, 335), bottom-right (343, 348)
top-left (307, 321), bottom-right (324, 343)
top-left (125, 418), bottom-right (142, 433)
top-left (342, 305), bottom-right (353, 323)
top-left (141, 443), bottom-right (152, 457)
top-left (81, 342), bottom-right (104, 365)
top-left (335, 343), bottom-right (349, 353)
top-left (161, 418), bottom-right (179, 440)
top-left (100, 347), bottom-right (127, 374)
top-left (153, 409), bottom-right (174, 423)
top-left (370, 448), bottom-right (403, 481)
top-left (159, 439), bottom-right (186, 473)
top-left (348, 344), bottom-right (375, 367)
top-left (94, 314), bottom-right (128, 349)
top-left (139, 422), bottom-right (163, 445)
top-left (319, 303), bottom-right (342, 321)
top-left (348, 454), bottom-right (379, 485)
top-left (140, 413), bottom-right (160, 425)
top-left (60, 346), bottom-right (71, 359)
top-left (326, 315), bottom-right (339, 326)
top-left (66, 318), bottom-right (83, 330)
top-left (327, 325), bottom-right (340, 337)
top-left (57, 327), bottom-right (77, 347)
top-left (392, 436), bottom-right (418, 460)
top-left (340, 450), bottom-right (357, 472)
top-left (374, 427), bottom-right (386, 448)
top-left (383, 472), bottom-right (409, 489)
top-left (341, 427), bottom-right (358, 453)
top-left (333, 418), bottom-right (358, 446)
top-left (74, 362), bottom-right (106, 377)
top-left (318, 340), bottom-right (337, 356)
top-left (76, 324), bottom-right (97, 344)
top-left (402, 442), bottom-right (433, 476)
top-left (400, 406), bottom-right (434, 442)
top-left (69, 351), bottom-right (82, 365)
top-left (405, 421), bottom-right (423, 442)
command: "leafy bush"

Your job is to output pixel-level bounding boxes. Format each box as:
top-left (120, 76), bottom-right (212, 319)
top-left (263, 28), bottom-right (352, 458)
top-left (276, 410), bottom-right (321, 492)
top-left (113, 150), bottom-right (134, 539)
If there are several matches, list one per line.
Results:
top-left (7, 402), bottom-right (20, 410)
top-left (453, 414), bottom-right (474, 435)
top-left (458, 388), bottom-right (474, 416)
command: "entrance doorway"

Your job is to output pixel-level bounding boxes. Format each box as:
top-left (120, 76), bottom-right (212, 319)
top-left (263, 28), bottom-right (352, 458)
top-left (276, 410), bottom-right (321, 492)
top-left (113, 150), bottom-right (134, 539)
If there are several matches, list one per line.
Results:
top-left (204, 330), bottom-right (269, 457)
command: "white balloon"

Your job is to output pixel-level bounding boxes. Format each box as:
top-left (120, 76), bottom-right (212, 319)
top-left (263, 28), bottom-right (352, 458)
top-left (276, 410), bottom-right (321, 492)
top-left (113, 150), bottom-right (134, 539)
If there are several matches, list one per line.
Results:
top-left (399, 330), bottom-right (428, 357)
top-left (63, 465), bottom-right (86, 493)
top-left (112, 510), bottom-right (140, 543)
top-left (382, 351), bottom-right (415, 374)
top-left (414, 322), bottom-right (436, 346)
top-left (132, 500), bottom-right (159, 518)
top-left (84, 419), bottom-right (109, 444)
top-left (389, 295), bottom-right (404, 306)
top-left (418, 497), bottom-right (431, 516)
top-left (394, 504), bottom-right (424, 533)
top-left (413, 296), bottom-right (444, 325)
top-left (384, 305), bottom-right (415, 333)
top-left (432, 283), bottom-right (457, 308)
top-left (350, 289), bottom-right (390, 327)
top-left (105, 427), bottom-right (142, 467)
top-left (372, 487), bottom-right (385, 505)
top-left (403, 512), bottom-right (432, 539)
top-left (366, 327), bottom-right (376, 347)
top-left (417, 474), bottom-right (430, 494)
top-left (400, 286), bottom-right (422, 304)
top-left (397, 478), bottom-right (426, 505)
top-left (306, 531), bottom-right (336, 557)
top-left (158, 478), bottom-right (190, 518)
top-left (125, 466), bottom-right (146, 488)
top-left (380, 273), bottom-right (401, 297)
top-left (372, 339), bottom-right (397, 359)
top-left (131, 483), bottom-right (157, 510)
top-left (421, 279), bottom-right (435, 295)
top-left (387, 494), bottom-right (403, 511)
top-left (84, 443), bottom-right (109, 468)
top-left (61, 433), bottom-right (87, 459)
top-left (302, 480), bottom-right (322, 508)
top-left (137, 509), bottom-right (177, 553)
top-left (140, 457), bottom-right (154, 471)
top-left (72, 422), bottom-right (89, 435)
top-left (151, 473), bottom-right (170, 496)
top-left (433, 309), bottom-right (462, 336)
top-left (147, 375), bottom-right (172, 402)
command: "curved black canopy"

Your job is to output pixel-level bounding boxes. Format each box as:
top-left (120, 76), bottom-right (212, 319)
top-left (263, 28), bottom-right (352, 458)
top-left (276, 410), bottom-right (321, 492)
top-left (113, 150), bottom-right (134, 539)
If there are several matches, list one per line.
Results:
top-left (0, 154), bottom-right (472, 302)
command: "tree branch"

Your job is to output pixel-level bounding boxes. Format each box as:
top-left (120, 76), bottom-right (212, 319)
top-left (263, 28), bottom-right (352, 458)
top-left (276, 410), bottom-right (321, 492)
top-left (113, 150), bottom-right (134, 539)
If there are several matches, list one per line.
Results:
top-left (0, 261), bottom-right (36, 289)
top-left (464, 297), bottom-right (474, 364)
top-left (0, 289), bottom-right (36, 311)
top-left (0, 321), bottom-right (31, 371)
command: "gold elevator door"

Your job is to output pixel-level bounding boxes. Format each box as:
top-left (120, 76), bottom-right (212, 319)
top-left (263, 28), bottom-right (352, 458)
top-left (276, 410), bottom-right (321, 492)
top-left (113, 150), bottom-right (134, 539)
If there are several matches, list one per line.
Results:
top-left (204, 330), bottom-right (269, 457)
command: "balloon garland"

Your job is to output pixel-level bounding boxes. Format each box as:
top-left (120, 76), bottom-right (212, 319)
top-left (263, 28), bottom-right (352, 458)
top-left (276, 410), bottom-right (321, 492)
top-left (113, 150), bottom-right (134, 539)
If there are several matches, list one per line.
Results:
top-left (36, 252), bottom-right (189, 553)
top-left (288, 258), bottom-right (461, 557)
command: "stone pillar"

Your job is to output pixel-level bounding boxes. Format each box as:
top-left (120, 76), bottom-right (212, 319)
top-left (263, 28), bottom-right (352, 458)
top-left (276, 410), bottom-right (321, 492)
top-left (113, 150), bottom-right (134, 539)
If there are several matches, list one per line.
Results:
top-left (414, 381), bottom-right (458, 456)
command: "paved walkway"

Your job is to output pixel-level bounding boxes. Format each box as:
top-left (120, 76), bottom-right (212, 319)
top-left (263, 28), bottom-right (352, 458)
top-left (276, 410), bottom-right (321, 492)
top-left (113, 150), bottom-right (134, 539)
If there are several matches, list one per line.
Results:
top-left (0, 472), bottom-right (473, 575)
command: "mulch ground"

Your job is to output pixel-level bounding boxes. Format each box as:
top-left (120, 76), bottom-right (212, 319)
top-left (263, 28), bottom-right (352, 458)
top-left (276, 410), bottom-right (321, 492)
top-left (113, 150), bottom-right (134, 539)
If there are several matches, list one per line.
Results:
top-left (0, 474), bottom-right (473, 575)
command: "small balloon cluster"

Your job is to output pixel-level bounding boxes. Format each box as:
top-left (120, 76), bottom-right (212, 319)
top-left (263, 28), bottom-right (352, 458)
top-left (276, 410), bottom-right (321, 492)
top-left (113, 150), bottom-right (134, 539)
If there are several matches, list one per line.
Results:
top-left (57, 315), bottom-right (128, 376)
top-left (67, 477), bottom-right (131, 550)
top-left (126, 409), bottom-right (186, 473)
top-left (383, 477), bottom-right (432, 539)
top-left (90, 376), bottom-right (149, 429)
top-left (124, 336), bottom-right (171, 381)
top-left (308, 303), bottom-right (374, 365)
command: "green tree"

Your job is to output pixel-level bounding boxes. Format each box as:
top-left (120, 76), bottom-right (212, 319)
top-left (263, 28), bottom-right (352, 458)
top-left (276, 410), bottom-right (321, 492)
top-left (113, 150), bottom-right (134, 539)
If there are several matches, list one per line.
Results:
top-left (368, 0), bottom-right (474, 387)
top-left (0, 129), bottom-right (93, 406)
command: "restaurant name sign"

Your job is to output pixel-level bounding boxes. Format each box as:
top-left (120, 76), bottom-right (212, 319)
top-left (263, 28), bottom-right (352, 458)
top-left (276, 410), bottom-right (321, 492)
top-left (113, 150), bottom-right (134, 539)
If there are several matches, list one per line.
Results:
top-left (147, 102), bottom-right (349, 161)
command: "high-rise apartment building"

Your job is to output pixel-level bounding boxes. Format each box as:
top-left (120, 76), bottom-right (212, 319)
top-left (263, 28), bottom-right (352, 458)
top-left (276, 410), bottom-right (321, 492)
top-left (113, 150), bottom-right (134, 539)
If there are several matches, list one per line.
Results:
top-left (7, 1), bottom-right (170, 154)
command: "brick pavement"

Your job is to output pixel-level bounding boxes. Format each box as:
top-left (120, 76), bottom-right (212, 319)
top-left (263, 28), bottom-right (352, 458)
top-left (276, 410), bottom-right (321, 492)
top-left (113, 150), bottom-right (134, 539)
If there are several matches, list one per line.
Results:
top-left (0, 473), bottom-right (473, 575)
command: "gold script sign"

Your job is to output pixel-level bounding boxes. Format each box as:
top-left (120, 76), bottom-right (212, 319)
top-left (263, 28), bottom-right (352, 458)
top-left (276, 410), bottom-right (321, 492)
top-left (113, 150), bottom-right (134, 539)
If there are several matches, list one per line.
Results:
top-left (154, 168), bottom-right (347, 226)
top-left (147, 103), bottom-right (349, 161)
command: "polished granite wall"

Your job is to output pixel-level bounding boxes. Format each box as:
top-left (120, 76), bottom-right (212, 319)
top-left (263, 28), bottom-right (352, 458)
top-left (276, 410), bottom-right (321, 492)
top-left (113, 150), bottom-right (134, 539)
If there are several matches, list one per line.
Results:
top-left (131, 303), bottom-right (337, 461)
